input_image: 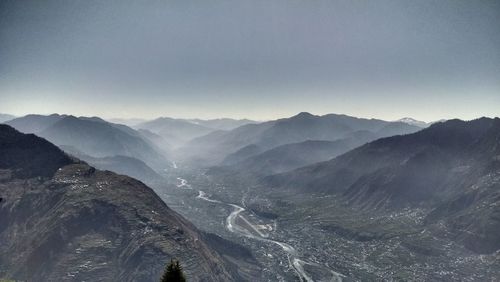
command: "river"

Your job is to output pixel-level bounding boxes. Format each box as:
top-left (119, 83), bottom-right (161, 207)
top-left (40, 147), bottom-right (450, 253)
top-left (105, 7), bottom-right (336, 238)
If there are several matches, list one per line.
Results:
top-left (190, 180), bottom-right (343, 282)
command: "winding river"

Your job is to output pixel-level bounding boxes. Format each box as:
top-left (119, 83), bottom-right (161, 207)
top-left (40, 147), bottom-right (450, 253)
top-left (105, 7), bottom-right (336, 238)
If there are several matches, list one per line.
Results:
top-left (193, 184), bottom-right (343, 281)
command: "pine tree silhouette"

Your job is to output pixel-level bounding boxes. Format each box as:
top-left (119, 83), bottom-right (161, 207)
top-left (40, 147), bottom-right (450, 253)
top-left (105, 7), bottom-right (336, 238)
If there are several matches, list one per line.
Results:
top-left (160, 259), bottom-right (186, 282)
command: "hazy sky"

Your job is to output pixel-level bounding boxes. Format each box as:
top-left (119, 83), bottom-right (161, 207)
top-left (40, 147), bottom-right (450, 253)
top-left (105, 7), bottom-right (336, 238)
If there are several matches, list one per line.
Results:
top-left (1, 0), bottom-right (499, 121)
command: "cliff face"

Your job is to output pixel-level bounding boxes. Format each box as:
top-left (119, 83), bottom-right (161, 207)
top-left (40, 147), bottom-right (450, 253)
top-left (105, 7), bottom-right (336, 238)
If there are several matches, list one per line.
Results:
top-left (0, 125), bottom-right (243, 281)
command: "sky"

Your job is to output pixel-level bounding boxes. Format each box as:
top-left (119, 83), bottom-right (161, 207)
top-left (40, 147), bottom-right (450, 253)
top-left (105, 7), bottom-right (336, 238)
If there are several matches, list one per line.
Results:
top-left (1, 0), bottom-right (499, 122)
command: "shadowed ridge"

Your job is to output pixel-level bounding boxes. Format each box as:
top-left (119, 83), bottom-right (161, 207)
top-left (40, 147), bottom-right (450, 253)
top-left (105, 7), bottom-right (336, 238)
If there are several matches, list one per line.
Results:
top-left (0, 124), bottom-right (74, 178)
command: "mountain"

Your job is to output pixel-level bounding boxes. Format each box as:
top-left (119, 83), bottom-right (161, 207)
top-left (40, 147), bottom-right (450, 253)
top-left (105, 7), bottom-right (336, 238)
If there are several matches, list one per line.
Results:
top-left (8, 115), bottom-right (170, 171)
top-left (0, 114), bottom-right (15, 123)
top-left (212, 134), bottom-right (386, 177)
top-left (187, 118), bottom-right (258, 131)
top-left (107, 118), bottom-right (148, 127)
top-left (136, 117), bottom-right (215, 148)
top-left (0, 124), bottom-right (74, 178)
top-left (81, 117), bottom-right (173, 159)
top-left (398, 117), bottom-right (450, 128)
top-left (178, 121), bottom-right (276, 165)
top-left (180, 112), bottom-right (421, 166)
top-left (61, 146), bottom-right (165, 185)
top-left (221, 144), bottom-right (265, 166)
top-left (5, 114), bottom-right (66, 133)
top-left (82, 155), bottom-right (165, 185)
top-left (210, 140), bottom-right (351, 177)
top-left (397, 117), bottom-right (429, 128)
top-left (136, 128), bottom-right (173, 156)
top-left (265, 118), bottom-right (500, 254)
top-left (0, 124), bottom-right (257, 281)
top-left (216, 130), bottom-right (384, 177)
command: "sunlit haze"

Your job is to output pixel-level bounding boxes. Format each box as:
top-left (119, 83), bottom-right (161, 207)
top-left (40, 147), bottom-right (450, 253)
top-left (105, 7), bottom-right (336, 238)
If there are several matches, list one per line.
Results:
top-left (1, 0), bottom-right (499, 121)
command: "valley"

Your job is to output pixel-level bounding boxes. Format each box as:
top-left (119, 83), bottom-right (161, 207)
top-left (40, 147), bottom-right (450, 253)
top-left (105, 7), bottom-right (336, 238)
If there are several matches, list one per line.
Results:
top-left (157, 166), bottom-right (343, 282)
top-left (156, 163), bottom-right (500, 281)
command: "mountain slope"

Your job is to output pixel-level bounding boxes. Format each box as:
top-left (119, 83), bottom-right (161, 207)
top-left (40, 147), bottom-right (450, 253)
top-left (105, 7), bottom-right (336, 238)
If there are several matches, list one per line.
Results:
top-left (61, 146), bottom-right (165, 185)
top-left (264, 118), bottom-right (500, 254)
top-left (215, 130), bottom-right (382, 177)
top-left (221, 144), bottom-right (265, 166)
top-left (136, 129), bottom-right (173, 157)
top-left (0, 125), bottom-right (255, 281)
top-left (211, 140), bottom-right (351, 177)
top-left (187, 118), bottom-right (258, 131)
top-left (0, 114), bottom-right (15, 123)
top-left (266, 118), bottom-right (497, 197)
top-left (0, 124), bottom-right (74, 178)
top-left (178, 121), bottom-right (275, 165)
top-left (136, 117), bottom-right (215, 147)
top-left (107, 118), bottom-right (147, 127)
top-left (36, 116), bottom-right (169, 170)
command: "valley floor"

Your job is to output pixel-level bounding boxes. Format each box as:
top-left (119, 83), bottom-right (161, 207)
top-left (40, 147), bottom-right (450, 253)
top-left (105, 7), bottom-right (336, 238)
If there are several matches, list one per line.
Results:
top-left (154, 165), bottom-right (500, 281)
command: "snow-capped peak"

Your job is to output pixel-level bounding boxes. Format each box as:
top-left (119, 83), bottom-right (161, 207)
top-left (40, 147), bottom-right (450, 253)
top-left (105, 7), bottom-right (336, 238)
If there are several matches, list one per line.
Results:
top-left (397, 117), bottom-right (429, 128)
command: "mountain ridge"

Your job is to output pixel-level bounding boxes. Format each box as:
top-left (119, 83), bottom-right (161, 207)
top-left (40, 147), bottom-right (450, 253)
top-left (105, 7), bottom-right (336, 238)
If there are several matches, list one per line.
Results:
top-left (179, 112), bottom-right (421, 166)
top-left (6, 115), bottom-right (171, 171)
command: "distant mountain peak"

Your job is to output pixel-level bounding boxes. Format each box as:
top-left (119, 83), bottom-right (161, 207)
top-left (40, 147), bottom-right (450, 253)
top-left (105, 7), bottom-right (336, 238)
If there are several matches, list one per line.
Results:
top-left (397, 117), bottom-right (429, 128)
top-left (290, 112), bottom-right (316, 120)
top-left (398, 117), bottom-right (421, 122)
top-left (61, 114), bottom-right (79, 121)
top-left (296, 111), bottom-right (315, 117)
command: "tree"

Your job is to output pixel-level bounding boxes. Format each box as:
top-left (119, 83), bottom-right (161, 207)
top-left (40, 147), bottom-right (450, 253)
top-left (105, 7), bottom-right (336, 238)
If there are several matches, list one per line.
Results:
top-left (160, 259), bottom-right (186, 282)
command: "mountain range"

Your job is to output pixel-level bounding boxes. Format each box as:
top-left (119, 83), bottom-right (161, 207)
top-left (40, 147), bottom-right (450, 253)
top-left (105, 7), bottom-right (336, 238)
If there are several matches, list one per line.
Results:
top-left (5, 115), bottom-right (171, 172)
top-left (181, 112), bottom-right (423, 167)
top-left (264, 118), bottom-right (500, 254)
top-left (397, 117), bottom-right (430, 128)
top-left (135, 117), bottom-right (258, 148)
top-left (187, 118), bottom-right (258, 131)
top-left (397, 117), bottom-right (448, 128)
top-left (1, 112), bottom-right (498, 280)
top-left (211, 136), bottom-right (371, 177)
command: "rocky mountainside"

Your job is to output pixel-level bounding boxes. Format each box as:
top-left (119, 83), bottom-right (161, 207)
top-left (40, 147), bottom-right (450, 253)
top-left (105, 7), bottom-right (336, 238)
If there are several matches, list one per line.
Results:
top-left (265, 118), bottom-right (500, 254)
top-left (0, 125), bottom-right (257, 281)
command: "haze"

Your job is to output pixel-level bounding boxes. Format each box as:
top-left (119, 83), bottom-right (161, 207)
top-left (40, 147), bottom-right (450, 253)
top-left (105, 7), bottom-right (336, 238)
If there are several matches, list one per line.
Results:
top-left (1, 0), bottom-right (499, 121)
